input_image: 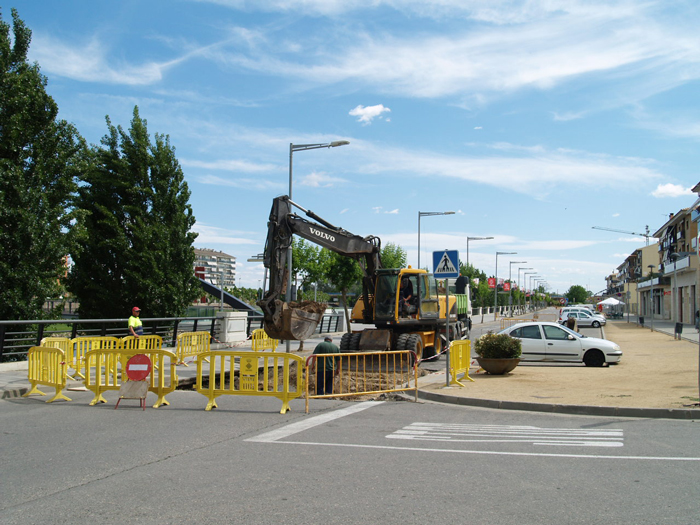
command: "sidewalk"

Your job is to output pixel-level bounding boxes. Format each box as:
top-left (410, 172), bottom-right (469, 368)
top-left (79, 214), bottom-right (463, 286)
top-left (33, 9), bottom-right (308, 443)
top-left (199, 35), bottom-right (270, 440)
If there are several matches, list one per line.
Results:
top-left (2, 319), bottom-right (699, 419)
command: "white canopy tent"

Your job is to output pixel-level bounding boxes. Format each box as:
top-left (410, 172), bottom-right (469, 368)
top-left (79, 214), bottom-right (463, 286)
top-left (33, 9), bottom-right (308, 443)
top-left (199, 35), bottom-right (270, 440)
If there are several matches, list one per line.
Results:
top-left (597, 297), bottom-right (625, 306)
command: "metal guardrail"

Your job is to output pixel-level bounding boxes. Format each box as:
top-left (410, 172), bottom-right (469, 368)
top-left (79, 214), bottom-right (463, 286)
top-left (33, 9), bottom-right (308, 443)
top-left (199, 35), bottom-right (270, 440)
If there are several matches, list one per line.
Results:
top-left (0, 312), bottom-right (344, 362)
top-left (0, 317), bottom-right (220, 362)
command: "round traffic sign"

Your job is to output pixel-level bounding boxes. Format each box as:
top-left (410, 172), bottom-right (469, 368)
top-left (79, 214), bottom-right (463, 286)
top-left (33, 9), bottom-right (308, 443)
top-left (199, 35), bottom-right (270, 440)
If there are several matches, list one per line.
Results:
top-left (125, 354), bottom-right (152, 381)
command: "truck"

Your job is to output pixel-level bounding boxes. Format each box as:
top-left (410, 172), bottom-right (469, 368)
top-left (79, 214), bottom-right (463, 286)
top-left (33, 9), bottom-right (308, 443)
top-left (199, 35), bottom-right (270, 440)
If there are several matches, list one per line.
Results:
top-left (258, 196), bottom-right (470, 360)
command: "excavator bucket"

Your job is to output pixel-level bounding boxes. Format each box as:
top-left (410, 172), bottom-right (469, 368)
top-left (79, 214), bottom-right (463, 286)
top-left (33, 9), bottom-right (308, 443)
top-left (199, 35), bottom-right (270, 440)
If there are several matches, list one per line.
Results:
top-left (263, 300), bottom-right (327, 341)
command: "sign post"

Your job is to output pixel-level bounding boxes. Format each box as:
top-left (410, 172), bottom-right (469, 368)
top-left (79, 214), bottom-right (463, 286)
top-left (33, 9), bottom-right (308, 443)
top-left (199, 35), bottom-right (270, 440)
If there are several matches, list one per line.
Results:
top-left (433, 250), bottom-right (459, 387)
top-left (115, 354), bottom-right (152, 410)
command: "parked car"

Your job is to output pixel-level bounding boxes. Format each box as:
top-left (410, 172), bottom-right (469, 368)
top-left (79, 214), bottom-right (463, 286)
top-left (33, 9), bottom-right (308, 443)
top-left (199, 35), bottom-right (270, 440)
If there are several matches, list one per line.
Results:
top-left (560, 306), bottom-right (605, 320)
top-left (559, 309), bottom-right (606, 328)
top-left (498, 321), bottom-right (622, 366)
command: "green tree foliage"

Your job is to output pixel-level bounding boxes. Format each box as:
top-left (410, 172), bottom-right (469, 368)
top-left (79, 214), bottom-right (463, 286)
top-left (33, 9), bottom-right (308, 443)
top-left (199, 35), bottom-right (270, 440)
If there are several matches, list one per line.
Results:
top-left (0, 9), bottom-right (87, 320)
top-left (325, 252), bottom-right (362, 331)
top-left (292, 238), bottom-right (330, 292)
top-left (565, 285), bottom-right (590, 304)
top-left (68, 107), bottom-right (199, 318)
top-left (380, 242), bottom-right (407, 269)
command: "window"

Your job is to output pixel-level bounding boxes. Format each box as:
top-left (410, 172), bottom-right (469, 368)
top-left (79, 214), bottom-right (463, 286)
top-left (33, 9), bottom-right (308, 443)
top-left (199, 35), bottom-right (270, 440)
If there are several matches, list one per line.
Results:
top-left (543, 325), bottom-right (570, 340)
top-left (513, 325), bottom-right (542, 339)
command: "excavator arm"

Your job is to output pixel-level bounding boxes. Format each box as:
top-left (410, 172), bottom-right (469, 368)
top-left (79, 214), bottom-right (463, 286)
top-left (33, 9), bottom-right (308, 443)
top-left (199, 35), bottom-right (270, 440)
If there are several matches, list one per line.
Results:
top-left (258, 196), bottom-right (382, 340)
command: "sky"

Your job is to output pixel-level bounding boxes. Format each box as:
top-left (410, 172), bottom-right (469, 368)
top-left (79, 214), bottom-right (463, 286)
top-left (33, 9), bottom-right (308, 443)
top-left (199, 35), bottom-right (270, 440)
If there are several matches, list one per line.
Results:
top-left (9, 0), bottom-right (700, 295)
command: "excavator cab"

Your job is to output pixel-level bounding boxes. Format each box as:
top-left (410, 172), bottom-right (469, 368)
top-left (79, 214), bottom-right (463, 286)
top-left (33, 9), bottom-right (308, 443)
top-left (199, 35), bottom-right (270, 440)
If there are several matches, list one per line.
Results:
top-left (373, 270), bottom-right (439, 322)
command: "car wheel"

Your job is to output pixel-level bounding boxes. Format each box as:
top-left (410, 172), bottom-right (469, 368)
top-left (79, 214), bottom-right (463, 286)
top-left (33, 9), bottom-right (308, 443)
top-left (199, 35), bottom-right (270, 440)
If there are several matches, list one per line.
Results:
top-left (583, 349), bottom-right (605, 367)
top-left (592, 320), bottom-right (600, 328)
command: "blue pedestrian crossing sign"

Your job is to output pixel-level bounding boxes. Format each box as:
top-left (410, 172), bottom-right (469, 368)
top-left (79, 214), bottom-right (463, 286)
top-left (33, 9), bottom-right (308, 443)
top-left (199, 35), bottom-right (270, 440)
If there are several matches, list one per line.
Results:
top-left (433, 250), bottom-right (459, 278)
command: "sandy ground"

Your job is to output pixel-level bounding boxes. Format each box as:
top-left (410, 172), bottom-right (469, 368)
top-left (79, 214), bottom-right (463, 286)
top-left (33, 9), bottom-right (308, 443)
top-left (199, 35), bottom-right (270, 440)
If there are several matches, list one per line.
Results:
top-left (420, 321), bottom-right (700, 410)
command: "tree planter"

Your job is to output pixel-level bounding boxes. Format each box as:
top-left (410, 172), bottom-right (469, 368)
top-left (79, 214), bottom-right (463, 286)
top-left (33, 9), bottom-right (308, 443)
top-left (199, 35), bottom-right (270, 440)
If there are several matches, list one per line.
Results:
top-left (476, 357), bottom-right (520, 375)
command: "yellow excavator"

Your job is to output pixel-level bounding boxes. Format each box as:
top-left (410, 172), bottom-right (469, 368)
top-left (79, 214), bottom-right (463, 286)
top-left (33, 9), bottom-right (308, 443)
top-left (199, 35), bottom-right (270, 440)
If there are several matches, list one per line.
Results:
top-left (258, 196), bottom-right (470, 360)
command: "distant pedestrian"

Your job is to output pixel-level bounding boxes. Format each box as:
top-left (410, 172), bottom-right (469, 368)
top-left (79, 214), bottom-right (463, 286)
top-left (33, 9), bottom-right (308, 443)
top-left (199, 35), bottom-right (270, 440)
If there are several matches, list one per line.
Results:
top-left (129, 307), bottom-right (143, 338)
top-left (695, 310), bottom-right (699, 333)
top-left (313, 336), bottom-right (340, 395)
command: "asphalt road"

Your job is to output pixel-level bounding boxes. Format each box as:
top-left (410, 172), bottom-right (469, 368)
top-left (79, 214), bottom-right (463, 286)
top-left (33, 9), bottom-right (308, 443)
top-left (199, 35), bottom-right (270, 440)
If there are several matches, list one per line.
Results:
top-left (2, 391), bottom-right (698, 524)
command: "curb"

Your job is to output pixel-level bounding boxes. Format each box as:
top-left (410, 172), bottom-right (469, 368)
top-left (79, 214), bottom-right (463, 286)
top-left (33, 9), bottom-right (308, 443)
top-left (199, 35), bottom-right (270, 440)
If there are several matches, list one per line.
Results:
top-left (417, 389), bottom-right (700, 420)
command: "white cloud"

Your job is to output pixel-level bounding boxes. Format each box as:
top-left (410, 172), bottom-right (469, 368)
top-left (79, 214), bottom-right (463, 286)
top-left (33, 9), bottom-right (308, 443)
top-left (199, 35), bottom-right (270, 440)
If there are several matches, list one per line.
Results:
top-left (197, 174), bottom-right (284, 190)
top-left (651, 183), bottom-right (693, 198)
top-left (182, 158), bottom-right (278, 172)
top-left (612, 213), bottom-right (620, 217)
top-left (298, 172), bottom-right (348, 187)
top-left (30, 35), bottom-right (173, 85)
top-left (357, 141), bottom-right (661, 198)
top-left (385, 209), bottom-right (399, 214)
top-left (474, 126), bottom-right (483, 130)
top-left (349, 104), bottom-right (391, 124)
top-left (193, 223), bottom-right (260, 245)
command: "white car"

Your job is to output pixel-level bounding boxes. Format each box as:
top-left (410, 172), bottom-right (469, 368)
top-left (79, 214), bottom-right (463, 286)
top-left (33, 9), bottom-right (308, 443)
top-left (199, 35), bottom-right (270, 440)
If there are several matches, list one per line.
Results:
top-left (559, 309), bottom-right (606, 328)
top-left (498, 322), bottom-right (622, 367)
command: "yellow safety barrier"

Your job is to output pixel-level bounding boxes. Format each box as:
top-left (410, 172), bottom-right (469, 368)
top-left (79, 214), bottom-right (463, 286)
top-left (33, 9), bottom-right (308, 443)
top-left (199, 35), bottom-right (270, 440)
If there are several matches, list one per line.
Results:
top-left (251, 328), bottom-right (279, 352)
top-left (121, 335), bottom-right (163, 352)
top-left (304, 351), bottom-right (418, 413)
top-left (23, 346), bottom-right (71, 403)
top-left (500, 318), bottom-right (537, 330)
top-left (196, 350), bottom-right (304, 413)
top-left (448, 340), bottom-right (475, 387)
top-left (40, 337), bottom-right (77, 380)
top-left (72, 336), bottom-right (121, 380)
top-left (84, 348), bottom-right (178, 408)
top-left (176, 331), bottom-right (211, 366)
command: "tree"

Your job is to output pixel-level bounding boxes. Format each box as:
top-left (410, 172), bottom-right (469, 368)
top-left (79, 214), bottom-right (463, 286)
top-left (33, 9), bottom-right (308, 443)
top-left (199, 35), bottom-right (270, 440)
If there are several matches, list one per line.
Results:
top-left (68, 107), bottom-right (199, 318)
top-left (325, 252), bottom-right (362, 332)
top-left (380, 243), bottom-right (407, 269)
top-left (565, 285), bottom-right (590, 305)
top-left (0, 9), bottom-right (87, 320)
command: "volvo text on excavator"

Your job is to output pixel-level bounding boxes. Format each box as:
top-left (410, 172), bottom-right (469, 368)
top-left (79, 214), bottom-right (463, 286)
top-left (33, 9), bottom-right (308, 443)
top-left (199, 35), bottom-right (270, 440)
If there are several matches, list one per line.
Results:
top-left (257, 196), bottom-right (471, 360)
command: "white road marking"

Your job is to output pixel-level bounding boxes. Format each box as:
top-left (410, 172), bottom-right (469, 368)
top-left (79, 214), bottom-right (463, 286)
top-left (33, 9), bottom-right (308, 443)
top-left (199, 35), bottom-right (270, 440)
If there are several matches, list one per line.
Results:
top-left (246, 401), bottom-right (384, 443)
top-left (387, 423), bottom-right (624, 447)
top-left (259, 440), bottom-right (700, 462)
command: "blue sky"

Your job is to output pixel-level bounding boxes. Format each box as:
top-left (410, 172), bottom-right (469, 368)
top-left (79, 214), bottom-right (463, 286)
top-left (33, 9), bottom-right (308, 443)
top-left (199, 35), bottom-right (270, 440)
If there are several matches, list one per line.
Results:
top-left (10, 0), bottom-right (700, 294)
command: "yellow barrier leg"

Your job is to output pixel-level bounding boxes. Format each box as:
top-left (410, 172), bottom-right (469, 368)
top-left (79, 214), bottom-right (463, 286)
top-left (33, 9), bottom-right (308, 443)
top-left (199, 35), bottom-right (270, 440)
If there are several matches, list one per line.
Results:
top-left (22, 384), bottom-right (46, 397)
top-left (89, 394), bottom-right (108, 406)
top-left (153, 395), bottom-right (170, 408)
top-left (460, 371), bottom-right (475, 383)
top-left (280, 399), bottom-right (291, 414)
top-left (46, 388), bottom-right (71, 403)
top-left (205, 397), bottom-right (218, 411)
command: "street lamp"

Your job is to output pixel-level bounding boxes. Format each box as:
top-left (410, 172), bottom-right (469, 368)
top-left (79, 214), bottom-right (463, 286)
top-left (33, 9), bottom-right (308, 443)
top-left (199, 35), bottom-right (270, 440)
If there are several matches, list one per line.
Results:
top-left (669, 253), bottom-right (679, 324)
top-left (508, 261), bottom-right (526, 317)
top-left (518, 267), bottom-right (533, 313)
top-left (494, 251), bottom-right (516, 320)
top-left (417, 211), bottom-right (455, 269)
top-left (523, 271), bottom-right (537, 311)
top-left (466, 236), bottom-right (494, 267)
top-left (648, 264), bottom-right (655, 332)
top-left (287, 140), bottom-right (349, 351)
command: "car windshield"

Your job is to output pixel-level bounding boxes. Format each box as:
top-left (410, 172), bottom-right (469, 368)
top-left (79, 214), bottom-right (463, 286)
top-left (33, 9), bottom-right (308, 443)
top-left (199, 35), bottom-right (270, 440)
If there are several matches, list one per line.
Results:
top-left (558, 324), bottom-right (582, 337)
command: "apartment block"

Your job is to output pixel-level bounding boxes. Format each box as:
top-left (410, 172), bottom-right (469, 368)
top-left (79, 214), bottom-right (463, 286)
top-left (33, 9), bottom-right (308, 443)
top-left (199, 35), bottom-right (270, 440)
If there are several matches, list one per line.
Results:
top-left (194, 248), bottom-right (236, 288)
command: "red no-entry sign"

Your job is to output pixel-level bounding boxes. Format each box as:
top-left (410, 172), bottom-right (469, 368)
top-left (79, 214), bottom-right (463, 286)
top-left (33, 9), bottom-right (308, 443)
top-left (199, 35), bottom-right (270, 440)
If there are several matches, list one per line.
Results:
top-left (125, 354), bottom-right (152, 382)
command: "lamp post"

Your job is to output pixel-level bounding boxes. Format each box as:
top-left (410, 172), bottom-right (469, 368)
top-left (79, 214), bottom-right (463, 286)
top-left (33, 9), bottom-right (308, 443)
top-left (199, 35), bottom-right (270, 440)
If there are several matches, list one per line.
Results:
top-left (523, 271), bottom-right (537, 311)
top-left (518, 267), bottom-right (533, 313)
top-left (669, 253), bottom-right (679, 324)
top-left (648, 264), bottom-right (655, 332)
top-left (494, 251), bottom-right (516, 320)
top-left (417, 211), bottom-right (455, 269)
top-left (508, 261), bottom-right (526, 316)
top-left (287, 140), bottom-right (349, 351)
top-left (466, 236), bottom-right (494, 267)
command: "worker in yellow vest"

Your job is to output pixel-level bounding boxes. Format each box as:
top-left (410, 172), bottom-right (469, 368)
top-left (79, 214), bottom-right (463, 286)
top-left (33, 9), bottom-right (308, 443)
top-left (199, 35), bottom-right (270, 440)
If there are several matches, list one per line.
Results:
top-left (128, 307), bottom-right (143, 338)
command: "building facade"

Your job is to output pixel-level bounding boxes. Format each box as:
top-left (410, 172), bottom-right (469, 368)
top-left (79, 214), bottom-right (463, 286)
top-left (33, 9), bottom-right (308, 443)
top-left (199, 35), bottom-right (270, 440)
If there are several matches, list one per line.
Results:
top-left (635, 208), bottom-right (699, 323)
top-left (193, 248), bottom-right (237, 288)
